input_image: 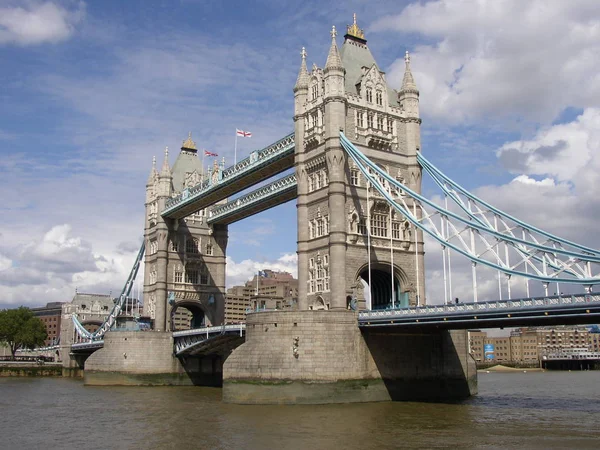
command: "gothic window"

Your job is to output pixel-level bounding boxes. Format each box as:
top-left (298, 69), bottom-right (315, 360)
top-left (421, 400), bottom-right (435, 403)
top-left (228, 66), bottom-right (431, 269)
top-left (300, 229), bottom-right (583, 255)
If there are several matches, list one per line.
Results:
top-left (317, 218), bottom-right (324, 236)
top-left (170, 238), bottom-right (179, 252)
top-left (199, 266), bottom-right (209, 285)
top-left (392, 221), bottom-right (401, 240)
top-left (324, 215), bottom-right (329, 234)
top-left (371, 209), bottom-right (388, 238)
top-left (358, 218), bottom-right (368, 235)
top-left (312, 112), bottom-right (318, 128)
top-left (185, 268), bottom-right (199, 284)
top-left (376, 91), bottom-right (383, 106)
top-left (311, 84), bottom-right (318, 100)
top-left (174, 269), bottom-right (183, 283)
top-left (309, 221), bottom-right (315, 239)
top-left (387, 119), bottom-right (394, 133)
top-left (186, 237), bottom-right (199, 254)
top-left (206, 241), bottom-right (213, 256)
top-left (309, 174), bottom-right (315, 192)
top-left (367, 114), bottom-right (374, 129)
top-left (309, 254), bottom-right (330, 294)
top-left (351, 168), bottom-right (360, 186)
top-left (377, 116), bottom-right (384, 130)
top-left (357, 112), bottom-right (364, 128)
top-left (366, 88), bottom-right (373, 103)
top-left (316, 171), bottom-right (322, 190)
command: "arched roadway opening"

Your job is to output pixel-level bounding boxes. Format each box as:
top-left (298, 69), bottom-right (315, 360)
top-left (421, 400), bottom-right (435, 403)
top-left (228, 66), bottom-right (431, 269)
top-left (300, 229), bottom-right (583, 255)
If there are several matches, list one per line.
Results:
top-left (170, 301), bottom-right (206, 332)
top-left (357, 263), bottom-right (410, 309)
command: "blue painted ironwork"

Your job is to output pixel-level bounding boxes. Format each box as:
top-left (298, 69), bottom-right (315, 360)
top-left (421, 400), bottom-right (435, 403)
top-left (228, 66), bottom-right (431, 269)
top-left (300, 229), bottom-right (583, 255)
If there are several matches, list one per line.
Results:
top-left (162, 133), bottom-right (294, 218)
top-left (207, 174), bottom-right (297, 224)
top-left (71, 340), bottom-right (104, 352)
top-left (72, 242), bottom-right (145, 342)
top-left (358, 293), bottom-right (600, 327)
top-left (339, 132), bottom-right (600, 285)
top-left (173, 324), bottom-right (245, 356)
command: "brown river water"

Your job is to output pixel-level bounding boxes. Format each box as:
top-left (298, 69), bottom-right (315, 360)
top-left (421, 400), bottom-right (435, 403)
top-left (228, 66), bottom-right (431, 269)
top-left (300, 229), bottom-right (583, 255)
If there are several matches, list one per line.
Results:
top-left (1, 371), bottom-right (599, 449)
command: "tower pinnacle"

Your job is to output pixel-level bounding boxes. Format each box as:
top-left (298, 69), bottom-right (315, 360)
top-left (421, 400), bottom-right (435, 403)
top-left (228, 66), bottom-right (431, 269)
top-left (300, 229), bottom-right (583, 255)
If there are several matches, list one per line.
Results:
top-left (401, 50), bottom-right (419, 94)
top-left (325, 25), bottom-right (344, 72)
top-left (160, 146), bottom-right (171, 176)
top-left (294, 46), bottom-right (309, 92)
top-left (345, 13), bottom-right (365, 41)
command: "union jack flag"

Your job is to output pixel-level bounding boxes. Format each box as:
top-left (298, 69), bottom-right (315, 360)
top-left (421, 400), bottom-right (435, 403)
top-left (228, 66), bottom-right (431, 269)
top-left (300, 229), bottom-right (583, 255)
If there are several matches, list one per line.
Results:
top-left (204, 150), bottom-right (218, 157)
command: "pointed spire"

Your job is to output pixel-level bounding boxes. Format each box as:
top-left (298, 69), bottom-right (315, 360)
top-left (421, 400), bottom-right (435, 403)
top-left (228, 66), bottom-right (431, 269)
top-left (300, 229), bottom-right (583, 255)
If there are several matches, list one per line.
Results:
top-left (147, 155), bottom-right (158, 185)
top-left (294, 47), bottom-right (309, 92)
top-left (325, 25), bottom-right (344, 72)
top-left (160, 146), bottom-right (171, 177)
top-left (400, 50), bottom-right (419, 94)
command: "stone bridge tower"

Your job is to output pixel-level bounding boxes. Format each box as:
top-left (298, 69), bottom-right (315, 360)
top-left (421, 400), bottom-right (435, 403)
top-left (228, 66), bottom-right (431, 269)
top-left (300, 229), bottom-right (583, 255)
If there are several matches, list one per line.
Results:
top-left (144, 134), bottom-right (227, 331)
top-left (294, 16), bottom-right (425, 312)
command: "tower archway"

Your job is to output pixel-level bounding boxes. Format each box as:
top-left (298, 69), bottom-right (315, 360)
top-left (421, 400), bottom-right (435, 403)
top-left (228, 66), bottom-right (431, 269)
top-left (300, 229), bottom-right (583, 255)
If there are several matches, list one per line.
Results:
top-left (357, 263), bottom-right (409, 310)
top-left (169, 300), bottom-right (206, 331)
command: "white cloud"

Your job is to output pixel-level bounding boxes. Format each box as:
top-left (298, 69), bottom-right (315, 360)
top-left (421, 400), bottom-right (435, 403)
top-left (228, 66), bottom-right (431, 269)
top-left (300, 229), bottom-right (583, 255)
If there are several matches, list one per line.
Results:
top-left (373, 0), bottom-right (600, 125)
top-left (226, 253), bottom-right (298, 289)
top-left (497, 108), bottom-right (600, 181)
top-left (0, 1), bottom-right (85, 46)
top-left (510, 175), bottom-right (555, 187)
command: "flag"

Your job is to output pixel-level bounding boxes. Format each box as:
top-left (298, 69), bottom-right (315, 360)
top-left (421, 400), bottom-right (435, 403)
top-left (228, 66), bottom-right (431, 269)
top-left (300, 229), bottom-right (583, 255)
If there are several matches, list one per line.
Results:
top-left (236, 129), bottom-right (252, 138)
top-left (204, 150), bottom-right (218, 157)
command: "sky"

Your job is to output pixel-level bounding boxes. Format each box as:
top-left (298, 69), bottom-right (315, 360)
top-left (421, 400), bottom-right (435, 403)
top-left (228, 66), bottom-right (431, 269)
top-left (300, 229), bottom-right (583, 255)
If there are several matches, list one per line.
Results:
top-left (0, 0), bottom-right (599, 310)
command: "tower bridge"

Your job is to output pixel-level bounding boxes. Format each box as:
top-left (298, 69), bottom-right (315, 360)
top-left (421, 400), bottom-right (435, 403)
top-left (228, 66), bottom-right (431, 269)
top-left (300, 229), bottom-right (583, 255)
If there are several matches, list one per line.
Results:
top-left (64, 16), bottom-right (600, 404)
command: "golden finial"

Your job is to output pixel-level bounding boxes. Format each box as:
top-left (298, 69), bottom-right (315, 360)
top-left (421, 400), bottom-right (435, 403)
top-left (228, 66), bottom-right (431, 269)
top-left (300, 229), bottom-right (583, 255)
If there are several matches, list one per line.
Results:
top-left (346, 13), bottom-right (365, 40)
top-left (182, 131), bottom-right (197, 150)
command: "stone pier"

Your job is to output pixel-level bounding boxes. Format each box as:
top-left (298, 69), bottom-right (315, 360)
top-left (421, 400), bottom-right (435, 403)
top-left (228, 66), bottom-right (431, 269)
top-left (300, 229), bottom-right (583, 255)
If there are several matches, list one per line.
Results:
top-left (84, 331), bottom-right (222, 386)
top-left (223, 310), bottom-right (477, 404)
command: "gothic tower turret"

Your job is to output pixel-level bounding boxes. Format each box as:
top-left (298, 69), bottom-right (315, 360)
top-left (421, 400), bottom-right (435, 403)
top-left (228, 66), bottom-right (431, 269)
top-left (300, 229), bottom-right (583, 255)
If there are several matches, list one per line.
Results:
top-left (294, 16), bottom-right (425, 311)
top-left (323, 26), bottom-right (348, 310)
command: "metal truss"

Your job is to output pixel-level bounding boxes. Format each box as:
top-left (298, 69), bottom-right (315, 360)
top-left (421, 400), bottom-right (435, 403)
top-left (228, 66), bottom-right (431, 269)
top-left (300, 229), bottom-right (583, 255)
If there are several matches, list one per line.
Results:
top-left (173, 324), bottom-right (245, 356)
top-left (163, 133), bottom-right (294, 217)
top-left (207, 174), bottom-right (297, 224)
top-left (340, 132), bottom-right (600, 286)
top-left (72, 243), bottom-right (145, 342)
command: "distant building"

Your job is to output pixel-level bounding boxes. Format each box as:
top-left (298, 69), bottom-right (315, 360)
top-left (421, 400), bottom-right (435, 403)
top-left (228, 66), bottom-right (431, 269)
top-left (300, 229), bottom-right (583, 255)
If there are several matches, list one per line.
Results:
top-left (469, 325), bottom-right (598, 365)
top-left (224, 270), bottom-right (298, 324)
top-left (31, 302), bottom-right (65, 346)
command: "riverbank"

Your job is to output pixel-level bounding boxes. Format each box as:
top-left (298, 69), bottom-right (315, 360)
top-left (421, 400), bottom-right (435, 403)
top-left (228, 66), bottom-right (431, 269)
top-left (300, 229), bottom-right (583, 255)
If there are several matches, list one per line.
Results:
top-left (478, 364), bottom-right (544, 373)
top-left (0, 362), bottom-right (62, 377)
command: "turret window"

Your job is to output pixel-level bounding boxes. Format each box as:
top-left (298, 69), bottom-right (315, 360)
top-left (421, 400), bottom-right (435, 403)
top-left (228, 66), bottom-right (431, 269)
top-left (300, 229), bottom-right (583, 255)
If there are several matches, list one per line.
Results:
top-left (367, 114), bottom-right (374, 129)
top-left (351, 168), bottom-right (360, 186)
top-left (170, 238), bottom-right (179, 252)
top-left (357, 112), bottom-right (364, 128)
top-left (186, 238), bottom-right (199, 254)
top-left (387, 119), bottom-right (394, 133)
top-left (206, 241), bottom-right (213, 256)
top-left (312, 84), bottom-right (318, 100)
top-left (376, 91), bottom-right (383, 106)
top-left (366, 88), bottom-right (373, 103)
top-left (377, 116), bottom-right (384, 130)
top-left (174, 269), bottom-right (183, 283)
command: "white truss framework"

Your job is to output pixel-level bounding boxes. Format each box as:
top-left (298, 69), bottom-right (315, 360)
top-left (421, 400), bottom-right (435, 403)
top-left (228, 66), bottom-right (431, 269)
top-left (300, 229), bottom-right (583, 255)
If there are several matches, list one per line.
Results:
top-left (72, 243), bottom-right (145, 341)
top-left (340, 133), bottom-right (600, 286)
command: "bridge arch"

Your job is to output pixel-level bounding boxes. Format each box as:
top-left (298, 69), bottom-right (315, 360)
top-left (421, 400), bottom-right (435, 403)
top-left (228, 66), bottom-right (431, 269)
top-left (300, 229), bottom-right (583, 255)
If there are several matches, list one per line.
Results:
top-left (169, 300), bottom-right (207, 332)
top-left (356, 263), bottom-right (410, 310)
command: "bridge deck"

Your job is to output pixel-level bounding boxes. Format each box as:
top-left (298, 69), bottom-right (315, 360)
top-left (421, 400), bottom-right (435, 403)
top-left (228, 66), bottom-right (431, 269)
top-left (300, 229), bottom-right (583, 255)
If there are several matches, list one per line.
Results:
top-left (358, 294), bottom-right (600, 330)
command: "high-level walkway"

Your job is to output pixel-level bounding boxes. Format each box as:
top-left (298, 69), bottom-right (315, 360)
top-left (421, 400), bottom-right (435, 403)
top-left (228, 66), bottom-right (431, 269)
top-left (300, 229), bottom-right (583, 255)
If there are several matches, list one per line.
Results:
top-left (162, 133), bottom-right (294, 219)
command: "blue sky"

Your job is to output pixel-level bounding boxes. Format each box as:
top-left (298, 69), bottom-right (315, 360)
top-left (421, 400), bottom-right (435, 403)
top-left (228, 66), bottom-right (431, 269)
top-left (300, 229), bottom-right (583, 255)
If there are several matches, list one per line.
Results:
top-left (1, 0), bottom-right (600, 309)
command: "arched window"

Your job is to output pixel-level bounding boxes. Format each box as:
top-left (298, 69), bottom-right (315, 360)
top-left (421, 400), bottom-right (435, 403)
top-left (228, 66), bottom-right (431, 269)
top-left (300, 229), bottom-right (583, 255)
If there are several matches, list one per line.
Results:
top-left (186, 238), bottom-right (199, 254)
top-left (366, 88), bottom-right (373, 103)
top-left (376, 91), bottom-right (383, 106)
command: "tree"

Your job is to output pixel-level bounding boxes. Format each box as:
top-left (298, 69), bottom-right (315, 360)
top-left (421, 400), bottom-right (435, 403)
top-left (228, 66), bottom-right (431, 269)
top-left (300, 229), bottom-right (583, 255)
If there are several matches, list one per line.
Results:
top-left (0, 307), bottom-right (47, 360)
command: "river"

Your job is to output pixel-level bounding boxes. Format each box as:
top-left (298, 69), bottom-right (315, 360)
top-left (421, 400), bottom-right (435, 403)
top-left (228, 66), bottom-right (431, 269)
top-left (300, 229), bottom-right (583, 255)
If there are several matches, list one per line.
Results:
top-left (1, 371), bottom-right (599, 449)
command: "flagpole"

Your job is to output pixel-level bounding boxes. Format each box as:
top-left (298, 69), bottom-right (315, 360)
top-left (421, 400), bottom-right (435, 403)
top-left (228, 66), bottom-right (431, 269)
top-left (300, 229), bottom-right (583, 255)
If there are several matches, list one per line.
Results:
top-left (234, 131), bottom-right (238, 165)
top-left (201, 150), bottom-right (205, 182)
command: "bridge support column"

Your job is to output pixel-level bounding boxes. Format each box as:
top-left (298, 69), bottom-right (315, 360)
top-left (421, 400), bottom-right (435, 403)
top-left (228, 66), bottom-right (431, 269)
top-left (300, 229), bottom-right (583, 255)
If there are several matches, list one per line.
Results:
top-left (223, 311), bottom-right (477, 404)
top-left (82, 331), bottom-right (221, 386)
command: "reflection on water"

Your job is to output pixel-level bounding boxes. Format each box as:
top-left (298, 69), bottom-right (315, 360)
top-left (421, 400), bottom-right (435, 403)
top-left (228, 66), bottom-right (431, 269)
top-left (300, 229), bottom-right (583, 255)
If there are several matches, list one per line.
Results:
top-left (1, 371), bottom-right (599, 449)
